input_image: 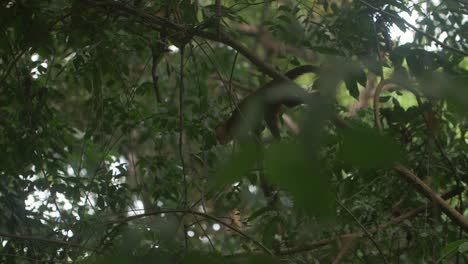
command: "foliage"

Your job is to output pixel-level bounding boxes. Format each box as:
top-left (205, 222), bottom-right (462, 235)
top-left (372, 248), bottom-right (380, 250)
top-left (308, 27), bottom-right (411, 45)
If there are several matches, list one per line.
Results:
top-left (0, 0), bottom-right (467, 263)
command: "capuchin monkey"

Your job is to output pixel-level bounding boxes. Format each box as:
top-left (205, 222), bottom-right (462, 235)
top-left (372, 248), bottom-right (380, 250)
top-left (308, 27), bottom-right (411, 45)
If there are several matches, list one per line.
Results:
top-left (215, 65), bottom-right (320, 144)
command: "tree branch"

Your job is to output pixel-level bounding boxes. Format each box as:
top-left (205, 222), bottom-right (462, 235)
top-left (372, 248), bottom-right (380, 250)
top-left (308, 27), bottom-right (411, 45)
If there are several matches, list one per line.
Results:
top-left (83, 0), bottom-right (290, 82)
top-left (278, 187), bottom-right (463, 255)
top-left (108, 209), bottom-right (274, 256)
top-left (372, 80), bottom-right (468, 232)
top-left (337, 200), bottom-right (388, 263)
top-left (392, 164), bottom-right (468, 232)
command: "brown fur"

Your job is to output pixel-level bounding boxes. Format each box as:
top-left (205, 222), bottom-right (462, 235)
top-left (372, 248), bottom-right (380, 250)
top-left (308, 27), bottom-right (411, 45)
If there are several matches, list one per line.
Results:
top-left (215, 65), bottom-right (320, 144)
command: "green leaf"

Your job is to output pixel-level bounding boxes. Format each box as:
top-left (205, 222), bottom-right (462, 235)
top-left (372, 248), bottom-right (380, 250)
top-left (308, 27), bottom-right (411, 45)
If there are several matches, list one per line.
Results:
top-left (246, 206), bottom-right (270, 221)
top-left (385, 10), bottom-right (407, 32)
top-left (355, 69), bottom-right (367, 87)
top-left (344, 77), bottom-right (359, 99)
top-left (340, 127), bottom-right (405, 168)
top-left (277, 14), bottom-right (291, 24)
top-left (278, 5), bottom-right (291, 12)
top-left (437, 240), bottom-right (468, 263)
top-left (459, 242), bottom-right (468, 253)
top-left (309, 46), bottom-right (341, 55)
top-left (209, 142), bottom-right (260, 190)
top-left (265, 141), bottom-right (335, 218)
top-left (180, 0), bottom-right (199, 25)
top-left (379, 96), bottom-right (391, 103)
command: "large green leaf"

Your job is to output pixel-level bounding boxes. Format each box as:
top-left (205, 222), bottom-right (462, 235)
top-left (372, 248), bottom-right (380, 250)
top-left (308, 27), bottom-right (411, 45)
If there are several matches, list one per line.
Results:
top-left (437, 239), bottom-right (468, 263)
top-left (340, 127), bottom-right (405, 168)
top-left (209, 142), bottom-right (260, 190)
top-left (265, 141), bottom-right (335, 218)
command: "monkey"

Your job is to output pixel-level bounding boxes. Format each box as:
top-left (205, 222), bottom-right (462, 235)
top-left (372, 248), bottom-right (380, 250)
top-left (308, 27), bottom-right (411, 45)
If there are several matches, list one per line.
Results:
top-left (214, 65), bottom-right (321, 218)
top-left (215, 65), bottom-right (320, 144)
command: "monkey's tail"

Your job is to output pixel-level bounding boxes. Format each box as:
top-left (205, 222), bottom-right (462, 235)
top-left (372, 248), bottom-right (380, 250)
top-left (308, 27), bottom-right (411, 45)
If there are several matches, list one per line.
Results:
top-left (284, 65), bottom-right (320, 80)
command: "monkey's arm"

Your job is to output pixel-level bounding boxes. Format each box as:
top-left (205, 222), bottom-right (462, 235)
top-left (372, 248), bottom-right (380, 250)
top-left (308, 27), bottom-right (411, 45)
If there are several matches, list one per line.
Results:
top-left (215, 65), bottom-right (320, 144)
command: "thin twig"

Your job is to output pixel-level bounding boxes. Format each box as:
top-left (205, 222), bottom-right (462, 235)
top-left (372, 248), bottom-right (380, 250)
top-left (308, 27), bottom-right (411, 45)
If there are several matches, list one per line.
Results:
top-left (184, 224), bottom-right (189, 251)
top-left (0, 49), bottom-right (27, 84)
top-left (337, 200), bottom-right (389, 263)
top-left (194, 214), bottom-right (218, 253)
top-left (48, 12), bottom-right (72, 31)
top-left (192, 39), bottom-right (236, 108)
top-left (179, 46), bottom-right (187, 208)
top-left (151, 41), bottom-right (165, 103)
top-left (178, 46), bottom-right (190, 253)
top-left (228, 51), bottom-right (239, 102)
top-left (107, 208), bottom-right (273, 255)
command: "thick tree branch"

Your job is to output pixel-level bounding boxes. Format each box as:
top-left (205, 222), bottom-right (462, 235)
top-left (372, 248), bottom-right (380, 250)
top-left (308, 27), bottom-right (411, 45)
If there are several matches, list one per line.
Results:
top-left (392, 164), bottom-right (468, 232)
top-left (195, 31), bottom-right (289, 82)
top-left (332, 234), bottom-right (359, 264)
top-left (372, 80), bottom-right (468, 232)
